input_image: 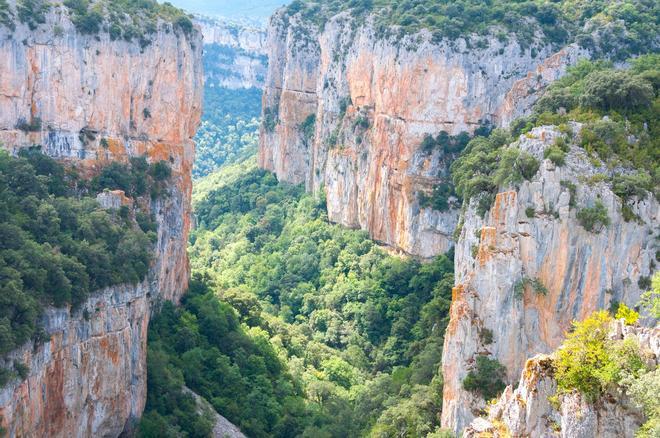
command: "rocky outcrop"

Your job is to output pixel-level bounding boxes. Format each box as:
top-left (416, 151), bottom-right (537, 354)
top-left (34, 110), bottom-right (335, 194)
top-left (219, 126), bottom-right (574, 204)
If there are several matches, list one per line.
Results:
top-left (0, 2), bottom-right (202, 436)
top-left (441, 125), bottom-right (659, 434)
top-left (463, 321), bottom-right (659, 438)
top-left (183, 387), bottom-right (247, 438)
top-left (197, 16), bottom-right (267, 89)
top-left (259, 10), bottom-right (586, 258)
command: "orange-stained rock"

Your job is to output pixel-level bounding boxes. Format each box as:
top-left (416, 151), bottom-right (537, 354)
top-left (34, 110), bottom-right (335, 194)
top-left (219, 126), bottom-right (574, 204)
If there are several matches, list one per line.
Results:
top-left (258, 10), bottom-right (586, 258)
top-left (441, 126), bottom-right (659, 434)
top-left (0, 5), bottom-right (202, 437)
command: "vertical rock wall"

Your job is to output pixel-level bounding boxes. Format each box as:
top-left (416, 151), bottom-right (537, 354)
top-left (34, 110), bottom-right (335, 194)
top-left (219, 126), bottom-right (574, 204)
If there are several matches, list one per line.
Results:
top-left (259, 10), bottom-right (585, 258)
top-left (0, 2), bottom-right (203, 436)
top-left (441, 126), bottom-right (659, 433)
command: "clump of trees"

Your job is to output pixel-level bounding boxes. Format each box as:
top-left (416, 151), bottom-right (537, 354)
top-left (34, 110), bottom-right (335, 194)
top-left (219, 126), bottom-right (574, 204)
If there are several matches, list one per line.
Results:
top-left (447, 56), bottom-right (658, 220)
top-left (450, 129), bottom-right (540, 216)
top-left (0, 148), bottom-right (168, 365)
top-left (61, 0), bottom-right (193, 44)
top-left (555, 308), bottom-right (645, 402)
top-left (462, 356), bottom-right (507, 401)
top-left (576, 201), bottom-right (610, 232)
top-left (193, 84), bottom-right (262, 179)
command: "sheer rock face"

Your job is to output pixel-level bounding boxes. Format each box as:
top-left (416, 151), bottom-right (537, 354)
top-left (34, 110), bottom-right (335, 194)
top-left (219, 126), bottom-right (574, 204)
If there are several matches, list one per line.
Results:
top-left (0, 4), bottom-right (202, 437)
top-left (463, 322), bottom-right (659, 438)
top-left (259, 10), bottom-right (585, 258)
top-left (197, 17), bottom-right (268, 89)
top-left (441, 126), bottom-right (659, 434)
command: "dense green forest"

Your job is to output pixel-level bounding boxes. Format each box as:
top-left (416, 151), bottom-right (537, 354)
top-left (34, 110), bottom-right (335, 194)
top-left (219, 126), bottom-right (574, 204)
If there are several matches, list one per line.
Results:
top-left (140, 161), bottom-right (455, 437)
top-left (286, 0), bottom-right (658, 57)
top-left (0, 148), bottom-right (169, 385)
top-left (193, 85), bottom-right (262, 179)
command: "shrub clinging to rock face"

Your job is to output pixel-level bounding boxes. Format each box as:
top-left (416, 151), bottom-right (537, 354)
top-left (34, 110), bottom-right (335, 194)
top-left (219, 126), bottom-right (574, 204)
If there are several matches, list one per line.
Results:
top-left (576, 200), bottom-right (610, 232)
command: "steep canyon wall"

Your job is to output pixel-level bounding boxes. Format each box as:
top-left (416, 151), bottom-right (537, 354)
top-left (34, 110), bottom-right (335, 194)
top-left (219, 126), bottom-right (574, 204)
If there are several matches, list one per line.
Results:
top-left (441, 126), bottom-right (658, 433)
top-left (197, 17), bottom-right (267, 89)
top-left (0, 2), bottom-right (202, 436)
top-left (259, 10), bottom-right (584, 258)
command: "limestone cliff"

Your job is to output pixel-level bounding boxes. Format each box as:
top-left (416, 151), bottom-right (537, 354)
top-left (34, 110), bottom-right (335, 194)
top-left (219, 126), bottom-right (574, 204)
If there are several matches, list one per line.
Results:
top-left (441, 126), bottom-right (659, 434)
top-left (197, 16), bottom-right (267, 89)
top-left (0, 1), bottom-right (202, 436)
top-left (259, 9), bottom-right (585, 258)
top-left (464, 320), bottom-right (659, 438)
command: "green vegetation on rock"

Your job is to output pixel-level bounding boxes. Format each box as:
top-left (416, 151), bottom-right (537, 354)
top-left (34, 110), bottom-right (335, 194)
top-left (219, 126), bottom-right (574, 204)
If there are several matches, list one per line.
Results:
top-left (285, 0), bottom-right (659, 56)
top-left (448, 56), bottom-right (658, 218)
top-left (0, 148), bottom-right (167, 363)
top-left (1, 1), bottom-right (194, 45)
top-left (554, 310), bottom-right (646, 402)
top-left (462, 356), bottom-right (507, 402)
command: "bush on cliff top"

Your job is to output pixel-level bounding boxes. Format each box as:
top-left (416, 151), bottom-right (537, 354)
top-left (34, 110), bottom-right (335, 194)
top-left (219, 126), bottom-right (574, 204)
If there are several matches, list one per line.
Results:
top-left (285, 0), bottom-right (658, 57)
top-left (554, 310), bottom-right (648, 402)
top-left (530, 56), bottom-right (659, 180)
top-left (449, 57), bottom-right (658, 218)
top-left (0, 0), bottom-right (194, 44)
top-left (0, 148), bottom-right (167, 362)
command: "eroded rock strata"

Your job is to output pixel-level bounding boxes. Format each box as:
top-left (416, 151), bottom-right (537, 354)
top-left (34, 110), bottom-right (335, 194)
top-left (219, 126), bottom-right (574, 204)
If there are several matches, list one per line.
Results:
top-left (441, 126), bottom-right (658, 433)
top-left (0, 3), bottom-right (202, 436)
top-left (259, 10), bottom-right (585, 258)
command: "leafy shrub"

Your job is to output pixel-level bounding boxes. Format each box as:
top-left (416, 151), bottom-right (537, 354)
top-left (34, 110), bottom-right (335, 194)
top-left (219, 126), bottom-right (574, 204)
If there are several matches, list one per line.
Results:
top-left (544, 144), bottom-right (566, 166)
top-left (0, 0), bottom-right (15, 30)
top-left (462, 356), bottom-right (507, 401)
top-left (639, 273), bottom-right (660, 318)
top-left (420, 131), bottom-right (471, 154)
top-left (612, 172), bottom-right (654, 201)
top-left (627, 368), bottom-right (660, 438)
top-left (576, 201), bottom-right (610, 232)
top-left (352, 114), bottom-right (370, 130)
top-left (263, 106), bottom-right (279, 132)
top-left (579, 70), bottom-right (654, 111)
top-left (638, 276), bottom-right (652, 290)
top-left (514, 277), bottom-right (548, 299)
top-left (17, 0), bottom-right (49, 30)
top-left (418, 183), bottom-right (457, 212)
top-left (560, 180), bottom-right (577, 208)
top-left (525, 207), bottom-right (535, 218)
top-left (480, 328), bottom-right (494, 345)
top-left (300, 113), bottom-right (316, 142)
top-left (615, 303), bottom-right (639, 325)
top-left (554, 311), bottom-right (645, 402)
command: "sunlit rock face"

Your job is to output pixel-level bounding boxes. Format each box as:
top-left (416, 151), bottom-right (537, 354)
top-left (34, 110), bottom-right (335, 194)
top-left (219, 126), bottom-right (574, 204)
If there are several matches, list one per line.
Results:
top-left (463, 321), bottom-right (659, 438)
top-left (259, 9), bottom-right (585, 258)
top-left (441, 126), bottom-right (659, 434)
top-left (197, 16), bottom-right (268, 89)
top-left (0, 3), bottom-right (203, 436)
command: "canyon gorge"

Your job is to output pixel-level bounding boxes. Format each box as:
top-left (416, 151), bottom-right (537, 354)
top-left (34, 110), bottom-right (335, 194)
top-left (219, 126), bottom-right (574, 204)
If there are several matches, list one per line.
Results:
top-left (0, 0), bottom-right (658, 437)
